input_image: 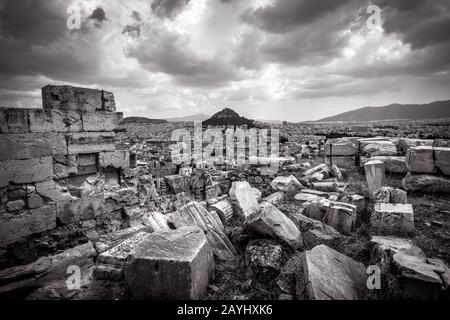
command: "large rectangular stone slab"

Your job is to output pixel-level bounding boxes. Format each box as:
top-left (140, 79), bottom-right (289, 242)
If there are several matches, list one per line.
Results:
top-left (0, 205), bottom-right (56, 244)
top-left (82, 111), bottom-right (123, 132)
top-left (296, 245), bottom-right (368, 300)
top-left (406, 146), bottom-right (437, 173)
top-left (360, 156), bottom-right (407, 174)
top-left (371, 203), bottom-right (414, 235)
top-left (324, 156), bottom-right (357, 171)
top-left (324, 143), bottom-right (357, 156)
top-left (67, 132), bottom-right (116, 154)
top-left (0, 157), bottom-right (53, 188)
top-left (0, 108), bottom-right (29, 133)
top-left (0, 133), bottom-right (67, 160)
top-left (124, 227), bottom-right (214, 300)
top-left (42, 85), bottom-right (102, 112)
top-left (434, 147), bottom-right (450, 175)
top-left (29, 109), bottom-right (82, 132)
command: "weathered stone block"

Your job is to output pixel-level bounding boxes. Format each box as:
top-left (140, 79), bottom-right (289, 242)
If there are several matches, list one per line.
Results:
top-left (340, 194), bottom-right (365, 226)
top-left (0, 205), bottom-right (56, 244)
top-left (0, 108), bottom-right (29, 133)
top-left (296, 245), bottom-right (368, 300)
top-left (95, 232), bottom-right (149, 281)
top-left (142, 211), bottom-right (170, 232)
top-left (373, 187), bottom-right (407, 204)
top-left (270, 175), bottom-right (304, 192)
top-left (434, 147), bottom-right (450, 175)
top-left (406, 146), bottom-right (437, 173)
top-left (27, 194), bottom-right (43, 209)
top-left (56, 199), bottom-right (82, 225)
top-left (102, 91), bottom-right (116, 112)
top-left (124, 227), bottom-right (214, 300)
top-left (363, 141), bottom-right (397, 157)
top-left (262, 191), bottom-right (286, 206)
top-left (6, 199), bottom-right (25, 212)
top-left (53, 155), bottom-right (78, 179)
top-left (371, 203), bottom-right (414, 235)
top-left (168, 201), bottom-right (237, 260)
top-left (42, 85), bottom-right (103, 111)
top-left (67, 132), bottom-right (116, 154)
top-left (0, 133), bottom-right (66, 161)
top-left (36, 180), bottom-right (73, 202)
top-left (360, 156), bottom-right (407, 174)
top-left (246, 202), bottom-right (302, 249)
top-left (209, 198), bottom-right (234, 224)
top-left (324, 143), bottom-right (357, 156)
top-left (364, 160), bottom-right (386, 197)
top-left (230, 181), bottom-right (260, 219)
top-left (0, 157), bottom-right (53, 188)
top-left (370, 236), bottom-right (426, 274)
top-left (245, 240), bottom-right (282, 282)
top-left (29, 109), bottom-right (82, 132)
top-left (323, 203), bottom-right (356, 234)
top-left (324, 156), bottom-right (357, 171)
top-left (82, 111), bottom-right (123, 132)
top-left (397, 138), bottom-right (434, 155)
top-left (402, 172), bottom-right (450, 193)
top-left (99, 150), bottom-right (130, 169)
top-left (164, 174), bottom-right (191, 194)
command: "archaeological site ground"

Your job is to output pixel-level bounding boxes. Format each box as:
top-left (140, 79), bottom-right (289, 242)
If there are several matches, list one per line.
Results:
top-left (0, 86), bottom-right (448, 303)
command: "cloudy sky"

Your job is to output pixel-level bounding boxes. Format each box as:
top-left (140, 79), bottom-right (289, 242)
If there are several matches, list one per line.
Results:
top-left (0, 0), bottom-right (449, 121)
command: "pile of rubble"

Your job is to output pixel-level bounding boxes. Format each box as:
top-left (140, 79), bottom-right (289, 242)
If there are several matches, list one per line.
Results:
top-left (0, 85), bottom-right (448, 301)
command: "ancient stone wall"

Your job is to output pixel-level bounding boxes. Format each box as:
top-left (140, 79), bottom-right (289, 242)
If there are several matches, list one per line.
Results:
top-left (0, 85), bottom-right (136, 268)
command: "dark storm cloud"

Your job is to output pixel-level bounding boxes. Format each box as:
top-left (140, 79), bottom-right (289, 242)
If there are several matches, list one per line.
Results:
top-left (374, 0), bottom-right (450, 49)
top-left (0, 0), bottom-right (66, 44)
top-left (151, 0), bottom-right (190, 19)
top-left (128, 26), bottom-right (241, 87)
top-left (234, 0), bottom-right (362, 68)
top-left (240, 0), bottom-right (357, 34)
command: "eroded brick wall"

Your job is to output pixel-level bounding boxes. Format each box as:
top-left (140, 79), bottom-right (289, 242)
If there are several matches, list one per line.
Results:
top-left (0, 85), bottom-right (136, 268)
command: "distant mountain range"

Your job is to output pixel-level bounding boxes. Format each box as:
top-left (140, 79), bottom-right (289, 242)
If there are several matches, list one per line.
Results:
top-left (203, 108), bottom-right (255, 127)
top-left (120, 117), bottom-right (168, 124)
top-left (165, 113), bottom-right (210, 122)
top-left (318, 100), bottom-right (450, 122)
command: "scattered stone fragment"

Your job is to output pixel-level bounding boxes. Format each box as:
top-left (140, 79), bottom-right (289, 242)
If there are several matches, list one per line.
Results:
top-left (373, 187), bottom-right (408, 204)
top-left (262, 191), bottom-right (286, 206)
top-left (168, 201), bottom-right (237, 260)
top-left (209, 198), bottom-right (234, 225)
top-left (246, 202), bottom-right (302, 249)
top-left (142, 211), bottom-right (170, 232)
top-left (0, 242), bottom-right (96, 295)
top-left (229, 181), bottom-right (260, 219)
top-left (270, 175), bottom-right (304, 192)
top-left (296, 245), bottom-right (368, 300)
top-left (245, 240), bottom-right (283, 282)
top-left (124, 227), bottom-right (214, 300)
